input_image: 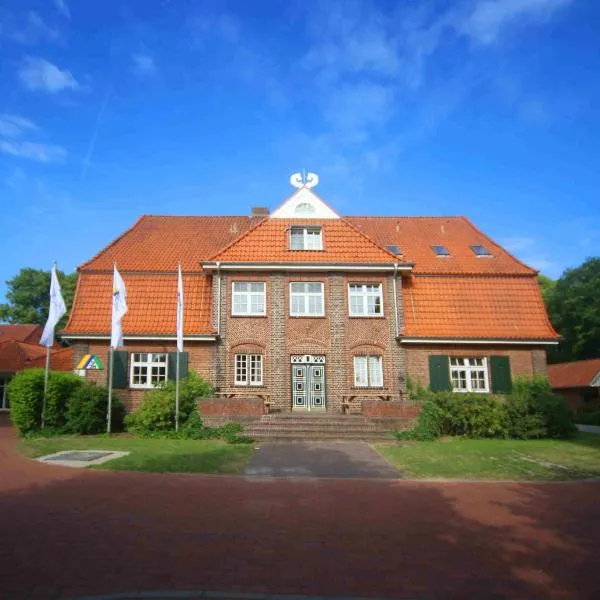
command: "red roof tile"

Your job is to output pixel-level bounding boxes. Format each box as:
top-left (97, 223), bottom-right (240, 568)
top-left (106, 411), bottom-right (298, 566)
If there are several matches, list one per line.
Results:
top-left (402, 276), bottom-right (558, 339)
top-left (209, 218), bottom-right (400, 263)
top-left (63, 272), bottom-right (213, 336)
top-left (347, 217), bottom-right (535, 275)
top-left (0, 324), bottom-right (43, 344)
top-left (0, 339), bottom-right (68, 372)
top-left (27, 347), bottom-right (74, 371)
top-left (548, 359), bottom-right (600, 389)
top-left (82, 216), bottom-right (263, 272)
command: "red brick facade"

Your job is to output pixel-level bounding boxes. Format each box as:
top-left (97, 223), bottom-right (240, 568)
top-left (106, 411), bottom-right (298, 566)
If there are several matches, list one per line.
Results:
top-left (405, 345), bottom-right (548, 389)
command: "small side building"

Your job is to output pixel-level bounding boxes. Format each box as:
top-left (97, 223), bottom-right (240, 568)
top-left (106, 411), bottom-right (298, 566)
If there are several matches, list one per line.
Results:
top-left (0, 324), bottom-right (74, 411)
top-left (548, 359), bottom-right (600, 414)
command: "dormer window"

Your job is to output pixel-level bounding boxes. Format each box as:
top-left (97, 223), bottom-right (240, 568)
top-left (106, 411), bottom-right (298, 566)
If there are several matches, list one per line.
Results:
top-left (471, 244), bottom-right (493, 257)
top-left (290, 226), bottom-right (323, 250)
top-left (432, 245), bottom-right (450, 257)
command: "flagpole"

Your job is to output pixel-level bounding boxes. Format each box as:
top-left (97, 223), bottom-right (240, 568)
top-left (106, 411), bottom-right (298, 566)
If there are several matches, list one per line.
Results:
top-left (107, 348), bottom-right (114, 434)
top-left (175, 349), bottom-right (180, 431)
top-left (42, 347), bottom-right (50, 429)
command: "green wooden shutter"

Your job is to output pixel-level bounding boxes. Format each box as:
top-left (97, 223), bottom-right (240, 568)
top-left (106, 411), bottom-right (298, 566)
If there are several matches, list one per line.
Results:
top-left (168, 352), bottom-right (189, 381)
top-left (490, 356), bottom-right (512, 394)
top-left (429, 355), bottom-right (451, 391)
top-left (112, 351), bottom-right (129, 389)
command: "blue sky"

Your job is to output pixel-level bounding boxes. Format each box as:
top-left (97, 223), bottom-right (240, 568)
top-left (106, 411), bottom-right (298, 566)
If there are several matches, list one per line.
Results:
top-left (1, 0), bottom-right (599, 300)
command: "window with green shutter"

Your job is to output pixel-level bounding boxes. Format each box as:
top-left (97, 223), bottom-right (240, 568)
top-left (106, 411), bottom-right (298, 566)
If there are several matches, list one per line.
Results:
top-left (428, 355), bottom-right (451, 391)
top-left (168, 352), bottom-right (188, 381)
top-left (490, 356), bottom-right (512, 394)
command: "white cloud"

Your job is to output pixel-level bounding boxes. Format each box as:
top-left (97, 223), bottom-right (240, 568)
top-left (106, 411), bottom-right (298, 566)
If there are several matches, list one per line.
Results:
top-left (456, 0), bottom-right (574, 45)
top-left (132, 53), bottom-right (156, 76)
top-left (5, 10), bottom-right (59, 44)
top-left (18, 57), bottom-right (81, 93)
top-left (0, 114), bottom-right (38, 138)
top-left (0, 140), bottom-right (66, 163)
top-left (55, 0), bottom-right (71, 19)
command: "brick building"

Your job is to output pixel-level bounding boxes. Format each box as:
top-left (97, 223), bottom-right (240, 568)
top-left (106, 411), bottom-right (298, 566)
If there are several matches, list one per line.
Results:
top-left (62, 175), bottom-right (558, 416)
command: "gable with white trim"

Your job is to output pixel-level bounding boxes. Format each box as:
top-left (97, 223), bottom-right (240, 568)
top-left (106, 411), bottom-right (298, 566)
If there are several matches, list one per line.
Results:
top-left (270, 188), bottom-right (339, 219)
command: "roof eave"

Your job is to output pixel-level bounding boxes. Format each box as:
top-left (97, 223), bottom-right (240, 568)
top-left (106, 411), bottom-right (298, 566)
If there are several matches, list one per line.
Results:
top-left (61, 334), bottom-right (218, 342)
top-left (398, 336), bottom-right (559, 346)
top-left (202, 261), bottom-right (414, 272)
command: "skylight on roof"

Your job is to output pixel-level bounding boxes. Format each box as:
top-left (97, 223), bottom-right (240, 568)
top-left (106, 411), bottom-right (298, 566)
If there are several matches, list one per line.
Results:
top-left (432, 245), bottom-right (450, 256)
top-left (386, 244), bottom-right (401, 255)
top-left (471, 244), bottom-right (493, 257)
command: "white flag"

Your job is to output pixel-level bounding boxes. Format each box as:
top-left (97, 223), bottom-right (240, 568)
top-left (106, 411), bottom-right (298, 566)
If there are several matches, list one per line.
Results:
top-left (176, 264), bottom-right (184, 353)
top-left (111, 264), bottom-right (128, 349)
top-left (40, 264), bottom-right (67, 348)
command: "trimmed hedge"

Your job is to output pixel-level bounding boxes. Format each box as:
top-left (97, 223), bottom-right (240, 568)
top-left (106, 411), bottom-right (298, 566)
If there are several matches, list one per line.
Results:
top-left (398, 376), bottom-right (576, 441)
top-left (65, 385), bottom-right (125, 434)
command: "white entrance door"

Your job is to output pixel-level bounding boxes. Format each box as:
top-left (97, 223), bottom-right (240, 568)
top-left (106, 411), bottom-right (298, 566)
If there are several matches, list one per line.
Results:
top-left (291, 355), bottom-right (326, 411)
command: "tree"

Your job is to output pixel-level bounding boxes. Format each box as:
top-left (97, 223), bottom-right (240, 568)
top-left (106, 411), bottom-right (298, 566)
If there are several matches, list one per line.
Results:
top-left (547, 257), bottom-right (600, 363)
top-left (537, 274), bottom-right (556, 305)
top-left (0, 268), bottom-right (77, 328)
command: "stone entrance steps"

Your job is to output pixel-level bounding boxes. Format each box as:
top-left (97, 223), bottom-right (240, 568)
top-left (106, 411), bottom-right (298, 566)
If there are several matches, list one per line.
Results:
top-left (245, 413), bottom-right (401, 441)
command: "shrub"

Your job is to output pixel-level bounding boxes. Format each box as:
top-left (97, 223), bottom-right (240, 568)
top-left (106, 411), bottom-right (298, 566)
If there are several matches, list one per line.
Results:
top-left (45, 372), bottom-right (84, 429)
top-left (576, 410), bottom-right (600, 426)
top-left (125, 371), bottom-right (213, 434)
top-left (7, 369), bottom-right (45, 434)
top-left (65, 384), bottom-right (125, 434)
top-left (8, 369), bottom-right (84, 435)
top-left (506, 376), bottom-right (576, 439)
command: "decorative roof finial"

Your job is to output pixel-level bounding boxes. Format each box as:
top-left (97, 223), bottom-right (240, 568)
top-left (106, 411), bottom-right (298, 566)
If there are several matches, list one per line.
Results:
top-left (290, 172), bottom-right (319, 189)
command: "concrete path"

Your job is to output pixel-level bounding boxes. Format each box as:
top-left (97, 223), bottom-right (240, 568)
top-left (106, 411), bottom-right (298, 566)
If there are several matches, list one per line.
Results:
top-left (2, 415), bottom-right (600, 600)
top-left (244, 441), bottom-right (402, 479)
top-left (577, 424), bottom-right (600, 435)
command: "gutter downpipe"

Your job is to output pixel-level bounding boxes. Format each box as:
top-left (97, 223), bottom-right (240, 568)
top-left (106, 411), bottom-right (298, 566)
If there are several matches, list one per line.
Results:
top-left (216, 262), bottom-right (222, 337)
top-left (393, 263), bottom-right (399, 338)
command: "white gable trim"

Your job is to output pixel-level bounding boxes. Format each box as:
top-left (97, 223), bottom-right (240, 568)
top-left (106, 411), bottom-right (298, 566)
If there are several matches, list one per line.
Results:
top-left (591, 371), bottom-right (600, 387)
top-left (270, 188), bottom-right (339, 219)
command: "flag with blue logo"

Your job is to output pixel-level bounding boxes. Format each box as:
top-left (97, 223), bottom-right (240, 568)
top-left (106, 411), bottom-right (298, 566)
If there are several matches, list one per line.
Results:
top-left (40, 264), bottom-right (67, 348)
top-left (111, 264), bottom-right (128, 349)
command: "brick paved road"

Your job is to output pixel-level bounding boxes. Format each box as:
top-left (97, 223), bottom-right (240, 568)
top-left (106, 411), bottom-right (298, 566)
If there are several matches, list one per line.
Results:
top-left (1, 416), bottom-right (600, 600)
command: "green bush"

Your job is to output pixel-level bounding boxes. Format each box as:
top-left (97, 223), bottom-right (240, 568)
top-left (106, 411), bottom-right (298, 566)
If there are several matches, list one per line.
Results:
top-left (7, 369), bottom-right (84, 435)
top-left (398, 376), bottom-right (576, 442)
top-left (7, 369), bottom-right (45, 434)
top-left (65, 384), bottom-right (125, 434)
top-left (506, 376), bottom-right (576, 439)
top-left (125, 371), bottom-right (213, 434)
top-left (576, 410), bottom-right (600, 426)
top-left (45, 372), bottom-right (84, 429)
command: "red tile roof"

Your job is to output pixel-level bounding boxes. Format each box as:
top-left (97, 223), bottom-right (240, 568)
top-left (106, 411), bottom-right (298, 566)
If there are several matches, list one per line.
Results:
top-left (63, 272), bottom-right (213, 336)
top-left (548, 359), bottom-right (600, 389)
top-left (348, 217), bottom-right (535, 275)
top-left (0, 324), bottom-right (43, 344)
top-left (64, 212), bottom-right (556, 340)
top-left (402, 276), bottom-right (557, 340)
top-left (0, 339), bottom-right (71, 372)
top-left (209, 218), bottom-right (400, 263)
top-left (81, 216), bottom-right (262, 272)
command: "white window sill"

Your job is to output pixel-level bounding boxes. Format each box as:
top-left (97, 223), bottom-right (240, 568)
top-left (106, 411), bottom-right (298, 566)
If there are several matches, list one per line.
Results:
top-left (130, 384), bottom-right (165, 390)
top-left (451, 389), bottom-right (490, 394)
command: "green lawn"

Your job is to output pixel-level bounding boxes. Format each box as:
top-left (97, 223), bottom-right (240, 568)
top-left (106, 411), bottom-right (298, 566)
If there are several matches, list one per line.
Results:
top-left (375, 433), bottom-right (600, 481)
top-left (20, 435), bottom-right (255, 475)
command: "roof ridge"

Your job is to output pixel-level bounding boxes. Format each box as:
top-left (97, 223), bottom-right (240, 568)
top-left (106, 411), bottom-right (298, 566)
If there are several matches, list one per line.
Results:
top-left (79, 215), bottom-right (148, 271)
top-left (549, 358), bottom-right (600, 366)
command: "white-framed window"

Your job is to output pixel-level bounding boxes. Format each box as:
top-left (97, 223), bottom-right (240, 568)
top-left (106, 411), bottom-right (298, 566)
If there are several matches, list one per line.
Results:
top-left (450, 357), bottom-right (489, 393)
top-left (354, 356), bottom-right (384, 388)
top-left (290, 282), bottom-right (325, 316)
top-left (232, 281), bottom-right (266, 316)
top-left (289, 226), bottom-right (323, 250)
top-left (235, 354), bottom-right (263, 386)
top-left (130, 353), bottom-right (168, 389)
top-left (348, 283), bottom-right (383, 316)
top-left (0, 375), bottom-right (12, 410)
